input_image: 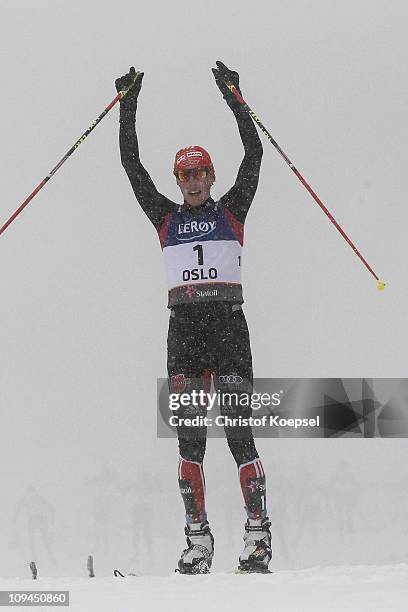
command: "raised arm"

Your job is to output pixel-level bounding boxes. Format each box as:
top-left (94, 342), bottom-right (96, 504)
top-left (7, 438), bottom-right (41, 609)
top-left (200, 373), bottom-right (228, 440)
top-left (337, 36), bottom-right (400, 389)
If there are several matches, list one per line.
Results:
top-left (115, 67), bottom-right (176, 231)
top-left (212, 61), bottom-right (263, 223)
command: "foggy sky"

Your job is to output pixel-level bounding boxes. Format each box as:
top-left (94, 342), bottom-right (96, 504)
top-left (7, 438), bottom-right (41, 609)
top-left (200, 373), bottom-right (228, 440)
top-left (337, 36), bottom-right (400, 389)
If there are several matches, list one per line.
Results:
top-left (0, 0), bottom-right (407, 576)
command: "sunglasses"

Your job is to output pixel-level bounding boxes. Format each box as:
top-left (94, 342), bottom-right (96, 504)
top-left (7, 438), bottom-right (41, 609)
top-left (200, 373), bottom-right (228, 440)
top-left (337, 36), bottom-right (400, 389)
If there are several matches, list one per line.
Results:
top-left (174, 167), bottom-right (211, 182)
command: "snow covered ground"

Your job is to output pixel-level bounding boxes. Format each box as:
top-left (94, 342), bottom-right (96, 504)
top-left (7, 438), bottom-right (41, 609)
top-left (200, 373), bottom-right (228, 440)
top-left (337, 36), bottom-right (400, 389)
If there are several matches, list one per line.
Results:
top-left (2, 564), bottom-right (408, 612)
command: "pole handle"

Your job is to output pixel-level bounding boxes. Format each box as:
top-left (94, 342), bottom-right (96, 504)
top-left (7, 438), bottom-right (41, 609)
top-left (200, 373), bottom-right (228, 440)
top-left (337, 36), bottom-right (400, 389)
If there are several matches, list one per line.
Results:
top-left (118, 71), bottom-right (141, 100)
top-left (225, 81), bottom-right (246, 106)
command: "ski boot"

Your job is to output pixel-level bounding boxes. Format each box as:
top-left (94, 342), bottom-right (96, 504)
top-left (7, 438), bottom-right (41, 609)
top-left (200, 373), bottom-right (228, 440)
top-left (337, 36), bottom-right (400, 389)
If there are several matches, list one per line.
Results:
top-left (177, 521), bottom-right (214, 574)
top-left (238, 517), bottom-right (272, 573)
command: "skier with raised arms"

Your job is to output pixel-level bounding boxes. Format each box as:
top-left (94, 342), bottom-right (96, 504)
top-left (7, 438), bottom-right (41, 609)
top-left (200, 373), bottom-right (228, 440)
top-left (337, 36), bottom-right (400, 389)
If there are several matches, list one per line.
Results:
top-left (115, 61), bottom-right (271, 574)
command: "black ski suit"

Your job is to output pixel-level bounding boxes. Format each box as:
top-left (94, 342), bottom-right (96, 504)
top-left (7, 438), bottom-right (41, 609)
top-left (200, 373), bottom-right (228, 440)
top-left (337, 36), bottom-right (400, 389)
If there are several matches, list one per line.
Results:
top-left (119, 98), bottom-right (263, 467)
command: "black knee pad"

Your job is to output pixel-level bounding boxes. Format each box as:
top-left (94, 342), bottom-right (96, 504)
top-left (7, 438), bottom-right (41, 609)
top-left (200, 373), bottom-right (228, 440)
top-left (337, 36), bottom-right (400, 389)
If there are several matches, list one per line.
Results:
top-left (227, 437), bottom-right (259, 466)
top-left (179, 438), bottom-right (207, 463)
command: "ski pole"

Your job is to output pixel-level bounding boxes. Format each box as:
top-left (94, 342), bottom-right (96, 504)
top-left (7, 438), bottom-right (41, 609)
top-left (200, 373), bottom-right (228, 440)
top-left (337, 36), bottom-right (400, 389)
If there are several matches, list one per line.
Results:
top-left (226, 82), bottom-right (386, 291)
top-left (0, 73), bottom-right (141, 238)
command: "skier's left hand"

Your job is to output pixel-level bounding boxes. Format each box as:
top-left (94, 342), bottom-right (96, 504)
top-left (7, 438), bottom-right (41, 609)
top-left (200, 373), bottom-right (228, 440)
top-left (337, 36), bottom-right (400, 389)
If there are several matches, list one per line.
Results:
top-left (212, 61), bottom-right (242, 111)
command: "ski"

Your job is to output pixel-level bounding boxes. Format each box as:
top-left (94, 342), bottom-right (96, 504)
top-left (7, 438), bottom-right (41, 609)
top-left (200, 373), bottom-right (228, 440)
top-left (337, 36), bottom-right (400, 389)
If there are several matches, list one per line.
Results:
top-left (113, 569), bottom-right (138, 577)
top-left (87, 555), bottom-right (95, 578)
top-left (234, 567), bottom-right (272, 575)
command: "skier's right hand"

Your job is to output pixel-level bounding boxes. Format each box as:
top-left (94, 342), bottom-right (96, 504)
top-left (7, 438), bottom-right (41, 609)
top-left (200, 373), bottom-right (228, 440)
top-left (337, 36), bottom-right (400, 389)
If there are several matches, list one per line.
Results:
top-left (115, 67), bottom-right (144, 113)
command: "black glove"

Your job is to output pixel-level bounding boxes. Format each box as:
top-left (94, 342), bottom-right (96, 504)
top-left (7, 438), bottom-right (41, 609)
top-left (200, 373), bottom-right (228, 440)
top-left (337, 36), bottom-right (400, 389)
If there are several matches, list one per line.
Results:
top-left (115, 66), bottom-right (144, 113)
top-left (212, 60), bottom-right (242, 111)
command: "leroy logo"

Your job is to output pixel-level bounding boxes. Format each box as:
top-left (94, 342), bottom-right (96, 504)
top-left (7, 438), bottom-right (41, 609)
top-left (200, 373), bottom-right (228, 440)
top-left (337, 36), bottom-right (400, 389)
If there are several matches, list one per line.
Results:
top-left (177, 220), bottom-right (216, 241)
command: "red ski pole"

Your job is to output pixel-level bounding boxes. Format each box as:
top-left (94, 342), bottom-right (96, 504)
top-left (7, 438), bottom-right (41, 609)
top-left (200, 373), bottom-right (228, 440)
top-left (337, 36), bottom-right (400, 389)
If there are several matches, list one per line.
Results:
top-left (0, 72), bottom-right (141, 238)
top-left (226, 82), bottom-right (386, 291)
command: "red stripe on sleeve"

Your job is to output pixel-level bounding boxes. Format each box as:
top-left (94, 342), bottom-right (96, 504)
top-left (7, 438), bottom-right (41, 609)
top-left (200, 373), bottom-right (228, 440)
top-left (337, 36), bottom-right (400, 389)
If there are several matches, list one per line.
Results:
top-left (158, 212), bottom-right (172, 249)
top-left (223, 207), bottom-right (244, 246)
